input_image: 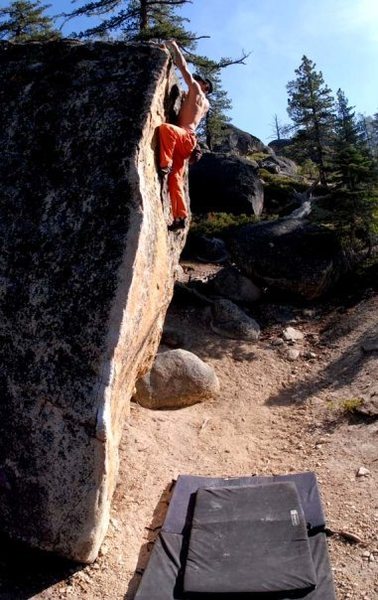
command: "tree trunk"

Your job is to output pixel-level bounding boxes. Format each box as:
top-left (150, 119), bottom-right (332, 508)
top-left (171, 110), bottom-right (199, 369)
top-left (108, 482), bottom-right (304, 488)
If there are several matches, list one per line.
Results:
top-left (139, 0), bottom-right (148, 31)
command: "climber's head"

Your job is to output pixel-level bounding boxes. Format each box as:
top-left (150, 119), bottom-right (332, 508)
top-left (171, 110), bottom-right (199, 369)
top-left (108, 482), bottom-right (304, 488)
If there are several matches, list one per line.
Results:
top-left (193, 74), bottom-right (213, 95)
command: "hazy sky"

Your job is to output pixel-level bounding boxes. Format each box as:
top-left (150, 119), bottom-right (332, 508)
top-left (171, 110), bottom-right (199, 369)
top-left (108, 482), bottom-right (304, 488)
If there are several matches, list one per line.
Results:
top-left (1, 0), bottom-right (377, 143)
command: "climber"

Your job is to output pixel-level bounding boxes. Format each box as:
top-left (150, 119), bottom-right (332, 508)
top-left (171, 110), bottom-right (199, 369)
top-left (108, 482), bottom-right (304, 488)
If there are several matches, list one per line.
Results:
top-left (159, 40), bottom-right (213, 231)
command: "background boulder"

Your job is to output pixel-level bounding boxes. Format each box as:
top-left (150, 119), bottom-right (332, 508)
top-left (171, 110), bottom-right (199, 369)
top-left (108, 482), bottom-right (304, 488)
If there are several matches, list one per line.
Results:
top-left (212, 123), bottom-right (273, 156)
top-left (228, 218), bottom-right (343, 300)
top-left (189, 152), bottom-right (264, 216)
top-left (260, 155), bottom-right (298, 177)
top-left (210, 299), bottom-right (261, 340)
top-left (209, 266), bottom-right (261, 304)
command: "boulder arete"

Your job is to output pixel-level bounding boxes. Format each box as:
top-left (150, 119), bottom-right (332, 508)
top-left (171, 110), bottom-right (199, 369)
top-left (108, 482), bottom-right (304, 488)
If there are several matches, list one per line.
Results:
top-left (0, 40), bottom-right (184, 562)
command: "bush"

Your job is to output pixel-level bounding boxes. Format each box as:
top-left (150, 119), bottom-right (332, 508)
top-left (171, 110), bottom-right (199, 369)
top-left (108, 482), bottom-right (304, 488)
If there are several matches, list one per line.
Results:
top-left (258, 171), bottom-right (308, 215)
top-left (190, 212), bottom-right (258, 238)
top-left (246, 151), bottom-right (271, 162)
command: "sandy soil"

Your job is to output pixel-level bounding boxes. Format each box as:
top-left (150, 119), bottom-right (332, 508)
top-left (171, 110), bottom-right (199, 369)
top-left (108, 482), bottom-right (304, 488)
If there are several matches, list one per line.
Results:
top-left (1, 267), bottom-right (377, 600)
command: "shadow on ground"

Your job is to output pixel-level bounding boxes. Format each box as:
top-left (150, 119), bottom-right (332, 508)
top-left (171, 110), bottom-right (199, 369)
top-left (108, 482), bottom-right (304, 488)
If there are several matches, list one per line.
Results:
top-left (266, 322), bottom-right (377, 407)
top-left (0, 533), bottom-right (81, 599)
top-left (124, 481), bottom-right (174, 600)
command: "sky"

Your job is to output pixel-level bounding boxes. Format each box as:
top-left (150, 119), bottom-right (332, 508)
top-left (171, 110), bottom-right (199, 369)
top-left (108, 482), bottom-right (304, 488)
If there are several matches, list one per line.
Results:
top-left (1, 0), bottom-right (377, 143)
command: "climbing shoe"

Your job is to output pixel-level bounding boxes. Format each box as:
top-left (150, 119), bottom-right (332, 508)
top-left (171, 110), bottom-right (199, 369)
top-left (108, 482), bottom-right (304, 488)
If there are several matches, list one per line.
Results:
top-left (159, 165), bottom-right (172, 177)
top-left (168, 218), bottom-right (186, 231)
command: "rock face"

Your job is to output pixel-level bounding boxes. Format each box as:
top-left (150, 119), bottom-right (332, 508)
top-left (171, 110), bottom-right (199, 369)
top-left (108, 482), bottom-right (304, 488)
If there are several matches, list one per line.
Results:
top-left (189, 152), bottom-right (264, 216)
top-left (0, 41), bottom-right (184, 562)
top-left (228, 218), bottom-right (343, 300)
top-left (212, 123), bottom-right (273, 156)
top-left (260, 155), bottom-right (298, 177)
top-left (184, 234), bottom-right (229, 263)
top-left (208, 266), bottom-right (261, 304)
top-left (134, 349), bottom-right (220, 409)
top-left (210, 299), bottom-right (260, 341)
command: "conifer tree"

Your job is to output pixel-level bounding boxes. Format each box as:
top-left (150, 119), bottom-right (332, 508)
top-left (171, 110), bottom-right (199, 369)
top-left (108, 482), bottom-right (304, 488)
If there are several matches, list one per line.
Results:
top-left (191, 64), bottom-right (231, 149)
top-left (373, 112), bottom-right (378, 157)
top-left (358, 113), bottom-right (378, 159)
top-left (287, 55), bottom-right (335, 185)
top-left (334, 89), bottom-right (359, 145)
top-left (65, 0), bottom-right (196, 46)
top-left (332, 89), bottom-right (378, 250)
top-left (204, 72), bottom-right (232, 150)
top-left (0, 0), bottom-right (60, 41)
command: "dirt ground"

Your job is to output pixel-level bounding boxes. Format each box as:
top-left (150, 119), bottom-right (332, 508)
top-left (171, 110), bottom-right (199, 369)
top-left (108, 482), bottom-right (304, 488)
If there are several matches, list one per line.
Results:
top-left (1, 264), bottom-right (377, 600)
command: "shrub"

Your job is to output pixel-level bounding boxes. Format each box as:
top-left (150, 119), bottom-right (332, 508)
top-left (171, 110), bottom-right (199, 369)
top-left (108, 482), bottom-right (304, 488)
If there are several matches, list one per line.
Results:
top-left (190, 212), bottom-right (258, 238)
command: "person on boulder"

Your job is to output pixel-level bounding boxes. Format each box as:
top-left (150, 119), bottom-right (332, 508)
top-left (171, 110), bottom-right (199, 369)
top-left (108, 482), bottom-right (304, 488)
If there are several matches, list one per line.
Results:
top-left (159, 40), bottom-right (212, 231)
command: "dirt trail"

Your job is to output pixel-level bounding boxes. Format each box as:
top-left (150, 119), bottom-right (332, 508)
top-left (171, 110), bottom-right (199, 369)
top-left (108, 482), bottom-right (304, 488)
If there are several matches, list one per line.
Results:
top-left (1, 284), bottom-right (377, 600)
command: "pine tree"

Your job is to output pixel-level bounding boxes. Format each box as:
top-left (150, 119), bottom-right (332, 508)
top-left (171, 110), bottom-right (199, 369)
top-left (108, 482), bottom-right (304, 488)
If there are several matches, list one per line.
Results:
top-left (357, 113), bottom-right (378, 159)
top-left (65, 0), bottom-right (196, 46)
top-left (287, 55), bottom-right (335, 185)
top-left (332, 90), bottom-right (378, 250)
top-left (334, 89), bottom-right (359, 145)
top-left (0, 0), bottom-right (60, 41)
top-left (373, 112), bottom-right (378, 157)
top-left (205, 74), bottom-right (232, 150)
top-left (192, 65), bottom-right (231, 150)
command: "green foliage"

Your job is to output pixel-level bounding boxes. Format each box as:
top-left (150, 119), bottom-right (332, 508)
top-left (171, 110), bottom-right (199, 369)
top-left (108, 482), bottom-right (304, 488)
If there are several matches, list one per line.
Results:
top-left (247, 151), bottom-right (271, 162)
top-left (195, 67), bottom-right (232, 149)
top-left (298, 159), bottom-right (319, 180)
top-left (329, 90), bottom-right (378, 250)
top-left (331, 397), bottom-right (364, 414)
top-left (284, 64), bottom-right (378, 259)
top-left (258, 170), bottom-right (308, 213)
top-left (0, 0), bottom-right (60, 41)
top-left (259, 171), bottom-right (306, 189)
top-left (66, 0), bottom-right (196, 45)
top-left (357, 113), bottom-right (378, 159)
top-left (190, 212), bottom-right (258, 238)
top-left (287, 55), bottom-right (335, 185)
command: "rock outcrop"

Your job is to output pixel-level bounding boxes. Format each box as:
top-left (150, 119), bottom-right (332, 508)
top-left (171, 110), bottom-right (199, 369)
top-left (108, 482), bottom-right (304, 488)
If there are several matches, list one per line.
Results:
top-left (212, 123), bottom-right (273, 156)
top-left (208, 266), bottom-right (261, 304)
top-left (189, 152), bottom-right (264, 216)
top-left (0, 40), bottom-right (184, 562)
top-left (228, 218), bottom-right (343, 300)
top-left (210, 299), bottom-right (260, 341)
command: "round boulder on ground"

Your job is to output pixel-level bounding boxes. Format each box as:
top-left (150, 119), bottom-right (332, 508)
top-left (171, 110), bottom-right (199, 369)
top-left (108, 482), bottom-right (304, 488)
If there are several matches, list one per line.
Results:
top-left (134, 349), bottom-right (220, 409)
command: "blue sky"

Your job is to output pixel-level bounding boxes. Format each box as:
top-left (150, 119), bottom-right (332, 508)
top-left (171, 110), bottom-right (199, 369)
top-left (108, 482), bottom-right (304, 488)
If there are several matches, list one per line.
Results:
top-left (1, 0), bottom-right (377, 143)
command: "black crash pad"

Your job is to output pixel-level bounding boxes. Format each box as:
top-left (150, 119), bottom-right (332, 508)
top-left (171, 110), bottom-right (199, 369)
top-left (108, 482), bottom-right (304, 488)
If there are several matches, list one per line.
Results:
top-left (183, 482), bottom-right (317, 595)
top-left (134, 472), bottom-right (336, 600)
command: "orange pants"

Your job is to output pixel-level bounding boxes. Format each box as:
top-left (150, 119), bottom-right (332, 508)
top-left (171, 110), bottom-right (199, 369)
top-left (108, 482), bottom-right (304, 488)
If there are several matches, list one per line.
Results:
top-left (159, 123), bottom-right (196, 219)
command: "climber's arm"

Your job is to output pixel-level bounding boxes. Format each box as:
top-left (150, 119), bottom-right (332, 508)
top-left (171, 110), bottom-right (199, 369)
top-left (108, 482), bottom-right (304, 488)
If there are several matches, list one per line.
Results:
top-left (165, 40), bottom-right (196, 89)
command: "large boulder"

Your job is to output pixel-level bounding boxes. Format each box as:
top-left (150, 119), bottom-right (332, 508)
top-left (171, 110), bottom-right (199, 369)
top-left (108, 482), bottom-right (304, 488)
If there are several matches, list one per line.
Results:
top-left (189, 152), bottom-right (264, 216)
top-left (212, 123), bottom-right (273, 156)
top-left (268, 138), bottom-right (293, 154)
top-left (210, 299), bottom-right (261, 341)
top-left (228, 218), bottom-right (343, 300)
top-left (0, 40), bottom-right (184, 562)
top-left (134, 349), bottom-right (220, 409)
top-left (208, 266), bottom-right (261, 304)
top-left (260, 155), bottom-right (298, 177)
top-left (183, 234), bottom-right (229, 263)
